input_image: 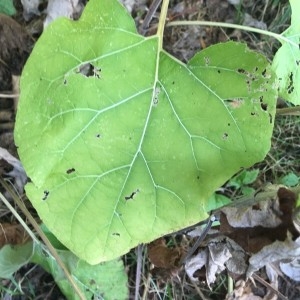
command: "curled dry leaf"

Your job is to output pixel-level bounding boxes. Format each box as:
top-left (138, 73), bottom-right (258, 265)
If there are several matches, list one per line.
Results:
top-left (185, 236), bottom-right (247, 287)
top-left (247, 235), bottom-right (300, 279)
top-left (220, 186), bottom-right (299, 253)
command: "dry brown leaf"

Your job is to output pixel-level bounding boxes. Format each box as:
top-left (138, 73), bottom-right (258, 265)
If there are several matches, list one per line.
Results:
top-left (220, 187), bottom-right (299, 253)
top-left (0, 223), bottom-right (29, 248)
top-left (148, 238), bottom-right (183, 280)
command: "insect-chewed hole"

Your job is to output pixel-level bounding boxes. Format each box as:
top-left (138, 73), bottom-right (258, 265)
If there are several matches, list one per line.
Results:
top-left (125, 189), bottom-right (140, 201)
top-left (222, 133), bottom-right (229, 140)
top-left (42, 190), bottom-right (49, 201)
top-left (77, 63), bottom-right (101, 78)
top-left (66, 168), bottom-right (75, 174)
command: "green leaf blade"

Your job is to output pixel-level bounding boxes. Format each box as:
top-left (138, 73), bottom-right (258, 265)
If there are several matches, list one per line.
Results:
top-left (15, 0), bottom-right (277, 264)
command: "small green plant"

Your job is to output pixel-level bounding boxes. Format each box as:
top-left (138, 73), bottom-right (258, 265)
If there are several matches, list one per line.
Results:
top-left (8, 0), bottom-right (300, 298)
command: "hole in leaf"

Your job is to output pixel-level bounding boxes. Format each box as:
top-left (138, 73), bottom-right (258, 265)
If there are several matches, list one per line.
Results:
top-left (66, 168), bottom-right (75, 174)
top-left (204, 56), bottom-right (210, 66)
top-left (96, 133), bottom-right (101, 138)
top-left (42, 190), bottom-right (49, 201)
top-left (125, 189), bottom-right (140, 201)
top-left (237, 68), bottom-right (246, 74)
top-left (287, 72), bottom-right (294, 94)
top-left (261, 69), bottom-right (267, 77)
top-left (112, 232), bottom-right (120, 237)
top-left (223, 133), bottom-right (228, 140)
top-left (260, 103), bottom-right (268, 111)
top-left (63, 78), bottom-right (67, 85)
top-left (77, 63), bottom-right (101, 78)
top-left (269, 113), bottom-right (273, 124)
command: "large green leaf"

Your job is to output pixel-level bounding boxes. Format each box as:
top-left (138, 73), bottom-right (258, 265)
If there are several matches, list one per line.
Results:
top-left (272, 0), bottom-right (300, 105)
top-left (15, 0), bottom-right (277, 264)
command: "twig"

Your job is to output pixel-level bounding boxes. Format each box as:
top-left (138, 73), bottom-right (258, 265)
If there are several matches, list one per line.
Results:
top-left (180, 214), bottom-right (217, 265)
top-left (276, 106), bottom-right (300, 116)
top-left (142, 0), bottom-right (162, 30)
top-left (0, 93), bottom-right (19, 98)
top-left (252, 273), bottom-right (288, 300)
top-left (135, 244), bottom-right (144, 300)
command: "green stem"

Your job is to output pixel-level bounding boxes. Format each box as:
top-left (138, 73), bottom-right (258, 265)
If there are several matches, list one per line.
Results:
top-left (157, 0), bottom-right (169, 50)
top-left (0, 179), bottom-right (86, 300)
top-left (167, 21), bottom-right (297, 47)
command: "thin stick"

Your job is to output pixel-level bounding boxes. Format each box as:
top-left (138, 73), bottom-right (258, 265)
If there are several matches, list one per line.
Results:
top-left (0, 93), bottom-right (19, 99)
top-left (0, 179), bottom-right (86, 300)
top-left (180, 214), bottom-right (217, 264)
top-left (167, 21), bottom-right (298, 47)
top-left (135, 244), bottom-right (144, 300)
top-left (276, 106), bottom-right (300, 116)
top-left (142, 0), bottom-right (162, 30)
top-left (252, 273), bottom-right (288, 300)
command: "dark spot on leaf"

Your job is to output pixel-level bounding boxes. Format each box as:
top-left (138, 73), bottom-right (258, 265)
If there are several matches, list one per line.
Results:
top-left (223, 133), bottom-right (228, 140)
top-left (197, 176), bottom-right (200, 180)
top-left (251, 112), bottom-right (256, 116)
top-left (96, 133), bottom-right (101, 138)
top-left (125, 189), bottom-right (140, 201)
top-left (89, 279), bottom-right (96, 285)
top-left (42, 190), bottom-right (49, 201)
top-left (217, 70), bottom-right (221, 74)
top-left (227, 123), bottom-right (231, 126)
top-left (112, 232), bottom-right (120, 237)
top-left (63, 78), bottom-right (67, 85)
top-left (296, 60), bottom-right (300, 66)
top-left (66, 168), bottom-right (75, 174)
top-left (261, 69), bottom-right (267, 77)
top-left (254, 67), bottom-right (258, 71)
top-left (172, 81), bottom-right (175, 85)
top-left (237, 68), bottom-right (245, 74)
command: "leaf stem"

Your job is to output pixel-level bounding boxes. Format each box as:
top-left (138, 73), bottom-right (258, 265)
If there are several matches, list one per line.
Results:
top-left (167, 21), bottom-right (298, 47)
top-left (157, 0), bottom-right (169, 50)
top-left (0, 179), bottom-right (86, 300)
